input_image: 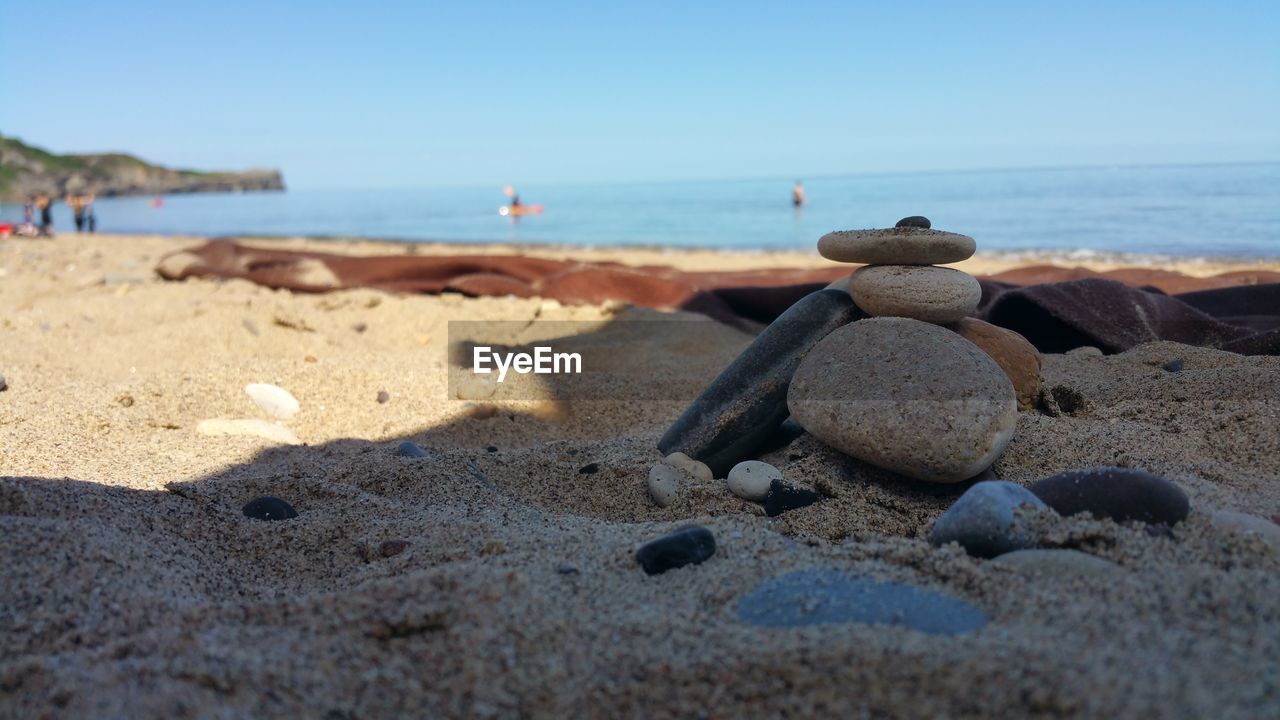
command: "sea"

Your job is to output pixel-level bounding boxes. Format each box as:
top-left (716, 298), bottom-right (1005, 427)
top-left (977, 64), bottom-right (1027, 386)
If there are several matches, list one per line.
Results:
top-left (4, 163), bottom-right (1278, 258)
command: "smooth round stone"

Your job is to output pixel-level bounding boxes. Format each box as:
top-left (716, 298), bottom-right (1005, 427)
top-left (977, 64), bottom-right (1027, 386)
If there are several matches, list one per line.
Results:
top-left (395, 441), bottom-right (431, 458)
top-left (849, 265), bottom-right (982, 324)
top-left (244, 383), bottom-right (300, 419)
top-left (242, 496), bottom-right (298, 521)
top-left (990, 549), bottom-right (1124, 578)
top-left (929, 481), bottom-right (1051, 558)
top-left (818, 227), bottom-right (976, 265)
top-left (664, 452), bottom-right (713, 482)
top-left (737, 569), bottom-right (987, 635)
top-left (635, 526), bottom-right (716, 575)
top-left (647, 464), bottom-right (682, 508)
top-left (950, 318), bottom-right (1042, 411)
top-left (726, 461), bottom-right (780, 501)
top-left (1029, 467), bottom-right (1190, 525)
top-left (788, 318), bottom-right (1018, 483)
top-left (895, 215), bottom-right (931, 229)
top-left (1210, 510), bottom-right (1280, 547)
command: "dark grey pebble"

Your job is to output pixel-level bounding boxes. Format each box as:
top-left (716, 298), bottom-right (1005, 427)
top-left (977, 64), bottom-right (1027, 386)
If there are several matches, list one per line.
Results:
top-left (1161, 358), bottom-right (1184, 372)
top-left (764, 480), bottom-right (822, 517)
top-left (378, 540), bottom-right (408, 557)
top-left (578, 463), bottom-right (599, 474)
top-left (557, 564), bottom-right (580, 576)
top-left (376, 390), bottom-right (390, 404)
top-left (242, 496), bottom-right (298, 521)
top-left (895, 216), bottom-right (931, 229)
top-left (928, 481), bottom-right (1050, 558)
top-left (1029, 467), bottom-right (1190, 525)
top-left (658, 289), bottom-right (864, 477)
top-left (0, 374), bottom-right (6, 392)
top-left (486, 445), bottom-right (498, 453)
top-left (635, 526), bottom-right (716, 575)
top-left (738, 569), bottom-right (987, 635)
top-left (395, 441), bottom-right (431, 458)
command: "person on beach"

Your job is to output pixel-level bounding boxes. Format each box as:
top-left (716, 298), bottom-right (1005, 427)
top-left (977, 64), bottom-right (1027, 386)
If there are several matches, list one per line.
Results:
top-left (36, 195), bottom-right (54, 236)
top-left (792, 180), bottom-right (806, 207)
top-left (85, 194), bottom-right (97, 233)
top-left (23, 196), bottom-right (35, 224)
top-left (69, 195), bottom-right (86, 232)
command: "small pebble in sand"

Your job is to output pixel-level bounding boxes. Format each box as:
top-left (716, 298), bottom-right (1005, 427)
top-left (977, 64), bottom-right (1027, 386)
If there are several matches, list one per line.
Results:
top-left (647, 464), bottom-right (682, 508)
top-left (896, 215), bottom-right (932, 229)
top-left (788, 318), bottom-right (1017, 483)
top-left (1209, 510), bottom-right (1280, 547)
top-left (928, 481), bottom-right (1051, 558)
top-left (242, 496), bottom-right (298, 521)
top-left (1161, 358), bottom-right (1184, 372)
top-left (848, 265), bottom-right (982, 324)
top-left (0, 374), bottom-right (7, 391)
top-left (557, 564), bottom-right (580, 576)
top-left (737, 569), bottom-right (987, 635)
top-left (635, 526), bottom-right (716, 575)
top-left (727, 461), bottom-right (780, 502)
top-left (245, 383), bottom-right (300, 419)
top-left (763, 480), bottom-right (822, 517)
top-left (376, 390), bottom-right (390, 404)
top-left (378, 540), bottom-right (409, 557)
top-left (1029, 467), bottom-right (1190, 525)
top-left (663, 452), bottom-right (713, 482)
top-left (578, 463), bottom-right (599, 474)
top-left (395, 441), bottom-right (431, 458)
top-left (304, 355), bottom-right (317, 364)
top-left (352, 322), bottom-right (368, 333)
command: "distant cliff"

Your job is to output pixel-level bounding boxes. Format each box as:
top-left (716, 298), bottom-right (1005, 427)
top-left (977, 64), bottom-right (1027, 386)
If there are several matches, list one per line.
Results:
top-left (0, 134), bottom-right (284, 201)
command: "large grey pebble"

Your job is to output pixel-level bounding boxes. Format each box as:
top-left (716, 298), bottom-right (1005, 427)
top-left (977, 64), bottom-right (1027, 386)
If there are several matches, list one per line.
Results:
top-left (1029, 467), bottom-right (1189, 525)
top-left (929, 481), bottom-right (1051, 558)
top-left (788, 317), bottom-right (1017, 483)
top-left (659, 289), bottom-right (864, 477)
top-left (849, 265), bottom-right (981, 324)
top-left (737, 569), bottom-right (987, 635)
top-left (818, 227), bottom-right (975, 265)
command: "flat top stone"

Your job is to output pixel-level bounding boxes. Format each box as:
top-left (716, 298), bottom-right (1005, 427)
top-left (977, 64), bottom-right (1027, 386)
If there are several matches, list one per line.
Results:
top-left (818, 227), bottom-right (976, 265)
top-left (737, 569), bottom-right (987, 635)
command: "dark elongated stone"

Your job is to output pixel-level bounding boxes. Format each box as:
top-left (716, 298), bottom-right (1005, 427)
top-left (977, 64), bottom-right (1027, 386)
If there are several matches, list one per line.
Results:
top-left (737, 569), bottom-right (987, 634)
top-left (242, 496), bottom-right (298, 521)
top-left (658, 289), bottom-right (864, 477)
top-left (1029, 467), bottom-right (1190, 525)
top-left (764, 480), bottom-right (822, 517)
top-left (635, 526), bottom-right (716, 575)
top-left (396, 441), bottom-right (431, 458)
top-left (895, 215), bottom-right (931, 229)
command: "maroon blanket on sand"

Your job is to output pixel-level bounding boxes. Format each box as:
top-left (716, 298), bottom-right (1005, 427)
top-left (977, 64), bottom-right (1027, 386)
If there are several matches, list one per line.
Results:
top-left (157, 239), bottom-right (1280, 356)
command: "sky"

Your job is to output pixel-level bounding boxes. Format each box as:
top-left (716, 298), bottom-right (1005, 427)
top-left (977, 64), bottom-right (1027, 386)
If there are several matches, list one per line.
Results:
top-left (2, 1), bottom-right (1278, 189)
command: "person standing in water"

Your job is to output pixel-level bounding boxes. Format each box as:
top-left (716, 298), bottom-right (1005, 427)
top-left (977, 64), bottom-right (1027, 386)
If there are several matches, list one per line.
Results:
top-left (85, 194), bottom-right (97, 233)
top-left (792, 180), bottom-right (806, 207)
top-left (69, 195), bottom-right (86, 232)
top-left (37, 195), bottom-right (54, 236)
top-left (503, 184), bottom-right (521, 209)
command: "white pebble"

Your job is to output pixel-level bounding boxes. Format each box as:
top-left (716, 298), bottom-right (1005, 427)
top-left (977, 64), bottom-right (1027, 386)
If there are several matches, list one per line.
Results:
top-left (663, 452), bottom-right (713, 482)
top-left (245, 383), bottom-right (300, 419)
top-left (727, 461), bottom-right (781, 501)
top-left (648, 463), bottom-right (682, 508)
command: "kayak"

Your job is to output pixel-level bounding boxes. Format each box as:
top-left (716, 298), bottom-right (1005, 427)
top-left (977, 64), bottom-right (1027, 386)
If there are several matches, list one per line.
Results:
top-left (498, 204), bottom-right (544, 217)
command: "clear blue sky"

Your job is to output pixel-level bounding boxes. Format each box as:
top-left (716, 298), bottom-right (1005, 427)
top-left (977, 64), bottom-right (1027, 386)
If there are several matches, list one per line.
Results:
top-left (2, 1), bottom-right (1277, 189)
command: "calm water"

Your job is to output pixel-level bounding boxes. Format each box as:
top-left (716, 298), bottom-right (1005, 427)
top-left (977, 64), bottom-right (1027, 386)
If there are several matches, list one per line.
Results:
top-left (4, 163), bottom-right (1278, 257)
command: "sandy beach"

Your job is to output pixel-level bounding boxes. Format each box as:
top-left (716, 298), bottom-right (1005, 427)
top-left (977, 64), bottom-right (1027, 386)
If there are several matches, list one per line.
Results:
top-left (2, 233), bottom-right (1279, 718)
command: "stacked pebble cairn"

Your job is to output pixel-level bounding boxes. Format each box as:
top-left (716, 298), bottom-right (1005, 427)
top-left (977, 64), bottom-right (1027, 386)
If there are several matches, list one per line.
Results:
top-left (636, 217), bottom-right (1196, 573)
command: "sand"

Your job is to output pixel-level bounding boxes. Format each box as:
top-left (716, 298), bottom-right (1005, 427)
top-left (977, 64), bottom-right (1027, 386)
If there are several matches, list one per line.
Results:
top-left (2, 233), bottom-right (1278, 718)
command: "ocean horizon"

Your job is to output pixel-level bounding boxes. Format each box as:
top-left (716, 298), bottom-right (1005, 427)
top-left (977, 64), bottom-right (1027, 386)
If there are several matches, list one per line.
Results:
top-left (4, 161), bottom-right (1278, 258)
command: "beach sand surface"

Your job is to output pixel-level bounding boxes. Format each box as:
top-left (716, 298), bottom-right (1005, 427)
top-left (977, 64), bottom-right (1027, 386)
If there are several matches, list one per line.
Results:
top-left (2, 234), bottom-right (1278, 718)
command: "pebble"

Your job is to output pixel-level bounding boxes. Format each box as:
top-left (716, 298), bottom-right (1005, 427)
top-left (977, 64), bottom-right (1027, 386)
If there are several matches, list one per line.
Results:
top-left (662, 452), bottom-right (713, 482)
top-left (395, 441), bottom-right (431, 458)
top-left (242, 496), bottom-right (298, 521)
top-left (990, 549), bottom-right (1124, 578)
top-left (378, 540), bottom-right (409, 557)
top-left (726, 461), bottom-right (780, 501)
top-left (658, 289), bottom-right (864, 477)
top-left (635, 526), bottom-right (716, 575)
top-left (196, 418), bottom-right (301, 445)
top-left (0, 374), bottom-right (6, 392)
top-left (950, 318), bottom-right (1042, 411)
top-left (928, 481), bottom-right (1051, 558)
top-left (788, 318), bottom-right (1018, 483)
top-left (376, 390), bottom-right (390, 404)
top-left (578, 462), bottom-right (600, 474)
top-left (818, 227), bottom-right (976, 265)
top-left (895, 215), bottom-right (931, 229)
top-left (1029, 467), bottom-right (1190, 525)
top-left (244, 383), bottom-right (300, 419)
top-left (848, 265), bottom-right (982, 324)
top-left (1161, 358), bottom-right (1184, 372)
top-left (1209, 510), bottom-right (1280, 547)
top-left (647, 464), bottom-right (682, 507)
top-left (763, 480), bottom-right (822, 517)
top-left (737, 569), bottom-right (987, 635)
